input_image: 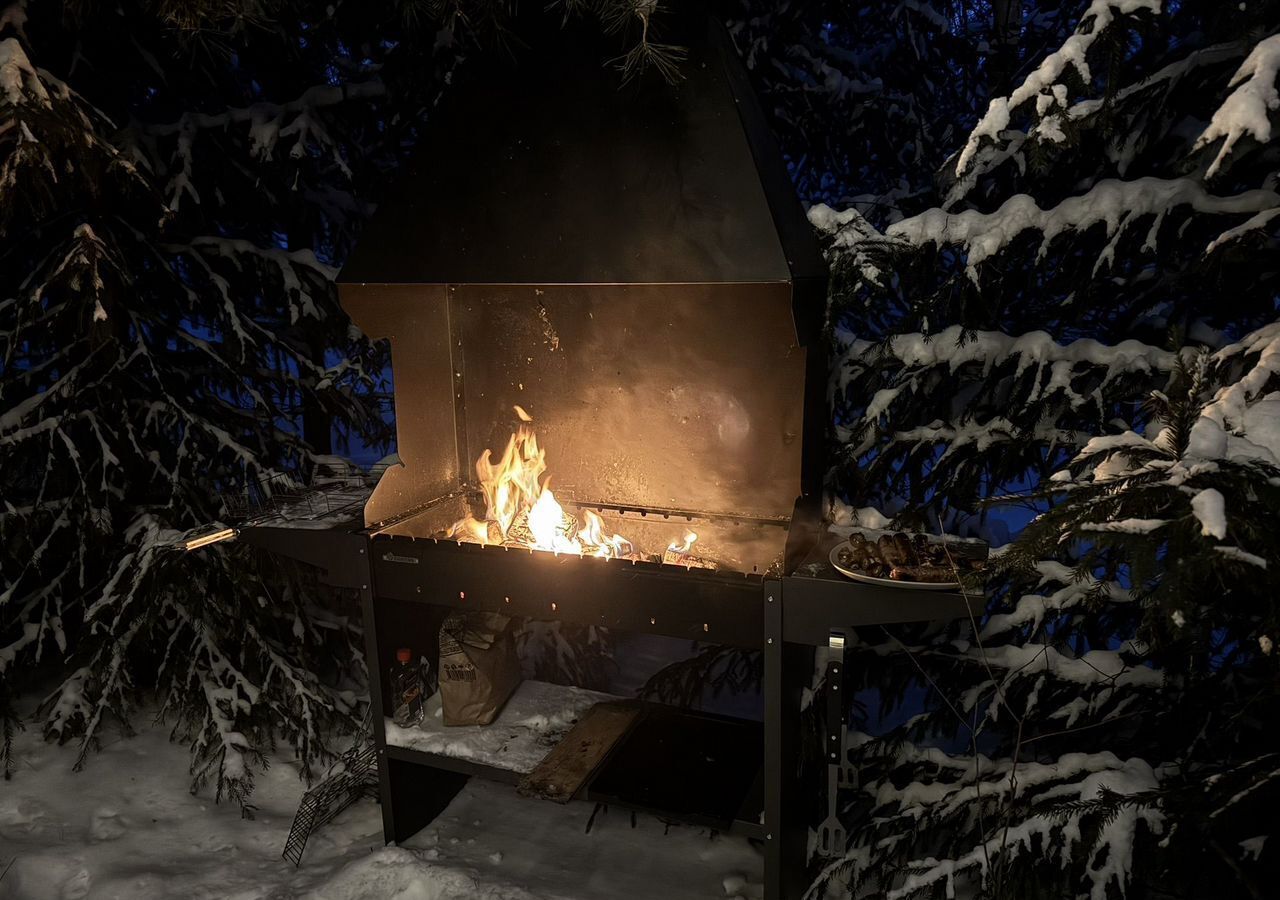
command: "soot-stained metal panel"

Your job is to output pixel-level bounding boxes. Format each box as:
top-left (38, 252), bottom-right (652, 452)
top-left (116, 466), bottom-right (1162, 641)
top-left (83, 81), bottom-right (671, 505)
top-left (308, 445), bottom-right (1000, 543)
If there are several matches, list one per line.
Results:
top-left (336, 13), bottom-right (793, 288)
top-left (452, 283), bottom-right (805, 521)
top-left (341, 284), bottom-right (460, 525)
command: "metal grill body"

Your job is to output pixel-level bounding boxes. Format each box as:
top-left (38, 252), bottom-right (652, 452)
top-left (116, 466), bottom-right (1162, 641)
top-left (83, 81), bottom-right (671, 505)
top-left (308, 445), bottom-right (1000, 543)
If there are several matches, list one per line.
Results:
top-left (233, 13), bottom-right (976, 897)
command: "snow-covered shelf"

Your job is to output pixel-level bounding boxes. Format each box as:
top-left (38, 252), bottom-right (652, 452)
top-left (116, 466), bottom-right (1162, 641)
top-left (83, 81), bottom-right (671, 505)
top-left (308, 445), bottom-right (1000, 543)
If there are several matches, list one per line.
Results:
top-left (384, 680), bottom-right (620, 775)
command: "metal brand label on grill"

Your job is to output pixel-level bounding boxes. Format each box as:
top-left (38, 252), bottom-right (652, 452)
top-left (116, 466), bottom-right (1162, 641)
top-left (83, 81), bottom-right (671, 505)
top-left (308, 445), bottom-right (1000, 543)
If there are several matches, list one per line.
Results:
top-left (381, 552), bottom-right (419, 565)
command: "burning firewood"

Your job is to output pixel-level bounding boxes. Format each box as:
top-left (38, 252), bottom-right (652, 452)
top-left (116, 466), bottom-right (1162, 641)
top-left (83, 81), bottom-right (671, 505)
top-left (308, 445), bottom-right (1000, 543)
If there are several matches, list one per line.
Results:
top-left (448, 409), bottom-right (722, 564)
top-left (660, 549), bottom-right (717, 569)
top-left (662, 531), bottom-right (717, 570)
top-left (506, 504), bottom-right (579, 548)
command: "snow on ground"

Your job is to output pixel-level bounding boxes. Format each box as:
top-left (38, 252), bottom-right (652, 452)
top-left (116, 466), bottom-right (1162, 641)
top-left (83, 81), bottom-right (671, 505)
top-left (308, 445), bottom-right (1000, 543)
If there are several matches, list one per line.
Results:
top-left (0, 692), bottom-right (762, 900)
top-left (400, 781), bottom-right (763, 900)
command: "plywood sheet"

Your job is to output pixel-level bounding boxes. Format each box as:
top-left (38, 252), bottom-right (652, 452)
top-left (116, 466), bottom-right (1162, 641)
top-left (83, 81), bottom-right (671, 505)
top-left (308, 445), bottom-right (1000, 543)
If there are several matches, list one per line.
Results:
top-left (517, 702), bottom-right (640, 803)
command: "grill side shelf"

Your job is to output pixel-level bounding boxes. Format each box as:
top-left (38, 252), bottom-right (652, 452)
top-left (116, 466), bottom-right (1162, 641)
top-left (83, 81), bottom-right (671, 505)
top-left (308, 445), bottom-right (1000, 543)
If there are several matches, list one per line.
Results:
top-left (780, 574), bottom-right (977, 644)
top-left (235, 525), bottom-right (369, 589)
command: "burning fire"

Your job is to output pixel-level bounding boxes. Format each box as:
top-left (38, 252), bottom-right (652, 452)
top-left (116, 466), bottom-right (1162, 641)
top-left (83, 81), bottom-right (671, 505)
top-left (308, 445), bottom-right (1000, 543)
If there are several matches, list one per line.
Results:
top-left (668, 531), bottom-right (699, 554)
top-left (451, 407), bottom-right (635, 558)
top-left (450, 407), bottom-right (707, 566)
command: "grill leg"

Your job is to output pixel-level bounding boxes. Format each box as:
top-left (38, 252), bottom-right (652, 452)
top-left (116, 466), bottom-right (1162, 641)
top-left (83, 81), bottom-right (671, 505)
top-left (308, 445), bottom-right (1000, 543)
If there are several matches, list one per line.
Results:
top-left (361, 584), bottom-right (398, 845)
top-left (764, 587), bottom-right (811, 900)
top-left (816, 632), bottom-right (849, 859)
top-left (365, 567), bottom-right (471, 846)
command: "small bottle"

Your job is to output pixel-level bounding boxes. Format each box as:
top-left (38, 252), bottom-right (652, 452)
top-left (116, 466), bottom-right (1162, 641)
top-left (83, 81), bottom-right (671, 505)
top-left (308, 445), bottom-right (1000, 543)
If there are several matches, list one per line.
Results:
top-left (391, 648), bottom-right (425, 728)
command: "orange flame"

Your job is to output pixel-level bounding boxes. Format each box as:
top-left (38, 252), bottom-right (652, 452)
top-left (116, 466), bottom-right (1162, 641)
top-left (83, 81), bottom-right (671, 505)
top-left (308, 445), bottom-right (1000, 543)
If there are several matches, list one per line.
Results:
top-left (668, 531), bottom-right (698, 554)
top-left (475, 422), bottom-right (546, 537)
top-left (582, 509), bottom-right (632, 558)
top-left (452, 408), bottom-right (637, 559)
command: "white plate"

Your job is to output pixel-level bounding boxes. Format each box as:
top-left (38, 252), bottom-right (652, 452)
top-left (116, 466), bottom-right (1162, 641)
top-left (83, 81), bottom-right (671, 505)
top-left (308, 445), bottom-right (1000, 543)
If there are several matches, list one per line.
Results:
top-left (828, 540), bottom-right (960, 590)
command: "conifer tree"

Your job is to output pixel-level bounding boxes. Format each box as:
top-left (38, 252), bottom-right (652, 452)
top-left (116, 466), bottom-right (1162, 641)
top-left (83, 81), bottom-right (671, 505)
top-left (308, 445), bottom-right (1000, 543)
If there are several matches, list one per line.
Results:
top-left (0, 0), bottom-right (417, 799)
top-left (805, 1), bottom-right (1280, 896)
top-left (0, 0), bottom-right (691, 804)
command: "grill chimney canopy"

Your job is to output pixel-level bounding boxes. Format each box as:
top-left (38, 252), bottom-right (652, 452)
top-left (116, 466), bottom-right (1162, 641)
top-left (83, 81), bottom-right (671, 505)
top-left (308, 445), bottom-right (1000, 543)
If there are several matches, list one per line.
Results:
top-left (338, 12), bottom-right (814, 288)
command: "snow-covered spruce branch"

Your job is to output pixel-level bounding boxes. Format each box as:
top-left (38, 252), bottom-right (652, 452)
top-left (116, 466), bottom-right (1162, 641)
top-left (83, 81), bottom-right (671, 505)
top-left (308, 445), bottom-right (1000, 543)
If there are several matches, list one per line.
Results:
top-left (807, 1), bottom-right (1279, 896)
top-left (942, 1), bottom-right (1280, 225)
top-left (832, 324), bottom-right (1178, 480)
top-left (125, 77), bottom-right (386, 206)
top-left (877, 419), bottom-right (1093, 457)
top-left (3, 18), bottom-right (387, 808)
top-left (164, 237), bottom-right (337, 326)
top-left (807, 204), bottom-right (894, 291)
top-left (987, 344), bottom-right (1280, 691)
top-left (1040, 323), bottom-right (1280, 546)
top-left (978, 562), bottom-right (1134, 644)
top-left (184, 632), bottom-right (267, 811)
top-left (0, 39), bottom-right (150, 199)
top-left (809, 736), bottom-right (1164, 900)
top-left (41, 516), bottom-right (178, 761)
top-left (138, 80), bottom-right (386, 139)
top-left (1193, 35), bottom-right (1280, 179)
top-left (886, 178), bottom-right (1280, 282)
top-left (839, 324), bottom-right (1177, 402)
top-left (162, 573), bottom-right (363, 813)
top-left (947, 39), bottom-right (1252, 206)
top-left (35, 524), bottom-right (365, 812)
top-left (875, 636), bottom-right (1163, 724)
top-left (872, 746), bottom-right (1158, 832)
top-left (955, 0), bottom-right (1165, 177)
top-left (1195, 320), bottom-right (1280, 467)
top-left (815, 571), bottom-right (1182, 899)
top-left (181, 236), bottom-right (338, 280)
top-left (519, 621), bottom-right (616, 692)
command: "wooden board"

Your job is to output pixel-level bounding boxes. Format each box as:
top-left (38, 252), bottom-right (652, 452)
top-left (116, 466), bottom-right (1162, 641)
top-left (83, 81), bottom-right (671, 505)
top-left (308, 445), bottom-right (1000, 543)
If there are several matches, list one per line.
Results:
top-left (517, 701), bottom-right (640, 803)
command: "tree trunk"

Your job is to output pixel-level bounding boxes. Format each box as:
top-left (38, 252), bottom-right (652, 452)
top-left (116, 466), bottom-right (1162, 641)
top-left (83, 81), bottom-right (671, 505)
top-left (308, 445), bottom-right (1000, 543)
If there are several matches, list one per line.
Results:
top-left (989, 0), bottom-right (1022, 95)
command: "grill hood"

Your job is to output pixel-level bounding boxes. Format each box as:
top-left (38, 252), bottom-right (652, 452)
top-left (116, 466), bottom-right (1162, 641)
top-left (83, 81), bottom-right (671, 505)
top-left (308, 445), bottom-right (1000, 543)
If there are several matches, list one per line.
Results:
top-left (338, 10), bottom-right (822, 294)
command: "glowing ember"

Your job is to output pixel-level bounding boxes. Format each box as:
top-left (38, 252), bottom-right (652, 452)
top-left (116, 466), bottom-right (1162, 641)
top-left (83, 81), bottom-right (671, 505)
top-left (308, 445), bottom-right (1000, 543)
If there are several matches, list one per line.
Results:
top-left (450, 408), bottom-right (642, 559)
top-left (662, 530), bottom-right (714, 569)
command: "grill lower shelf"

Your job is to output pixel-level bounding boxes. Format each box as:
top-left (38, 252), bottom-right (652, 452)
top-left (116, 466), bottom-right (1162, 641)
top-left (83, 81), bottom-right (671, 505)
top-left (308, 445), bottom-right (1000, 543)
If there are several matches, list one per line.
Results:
top-left (385, 679), bottom-right (764, 837)
top-left (385, 680), bottom-right (619, 776)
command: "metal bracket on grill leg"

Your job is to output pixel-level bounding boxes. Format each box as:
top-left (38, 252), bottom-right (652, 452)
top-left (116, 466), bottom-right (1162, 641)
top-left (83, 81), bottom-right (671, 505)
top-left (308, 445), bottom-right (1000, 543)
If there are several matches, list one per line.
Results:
top-left (816, 630), bottom-right (849, 858)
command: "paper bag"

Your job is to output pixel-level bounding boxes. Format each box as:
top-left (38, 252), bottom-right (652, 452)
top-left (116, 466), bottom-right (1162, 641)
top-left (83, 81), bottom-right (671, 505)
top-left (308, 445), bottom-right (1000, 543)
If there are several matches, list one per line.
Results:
top-left (438, 611), bottom-right (523, 726)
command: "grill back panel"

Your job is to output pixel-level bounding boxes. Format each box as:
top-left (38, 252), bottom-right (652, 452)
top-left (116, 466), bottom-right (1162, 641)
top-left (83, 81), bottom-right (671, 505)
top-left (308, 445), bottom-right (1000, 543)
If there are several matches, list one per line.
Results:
top-left (345, 282), bottom-right (806, 529)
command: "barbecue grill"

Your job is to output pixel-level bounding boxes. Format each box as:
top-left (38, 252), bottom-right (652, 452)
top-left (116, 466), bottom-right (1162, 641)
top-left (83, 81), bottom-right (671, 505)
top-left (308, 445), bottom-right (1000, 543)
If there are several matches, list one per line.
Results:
top-left (223, 11), bottom-right (977, 897)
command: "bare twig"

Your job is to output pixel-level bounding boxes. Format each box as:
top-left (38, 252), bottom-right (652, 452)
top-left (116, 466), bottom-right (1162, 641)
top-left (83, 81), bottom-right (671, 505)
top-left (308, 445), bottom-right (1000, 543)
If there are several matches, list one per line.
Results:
top-left (884, 628), bottom-right (993, 878)
top-left (1018, 710), bottom-right (1144, 747)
